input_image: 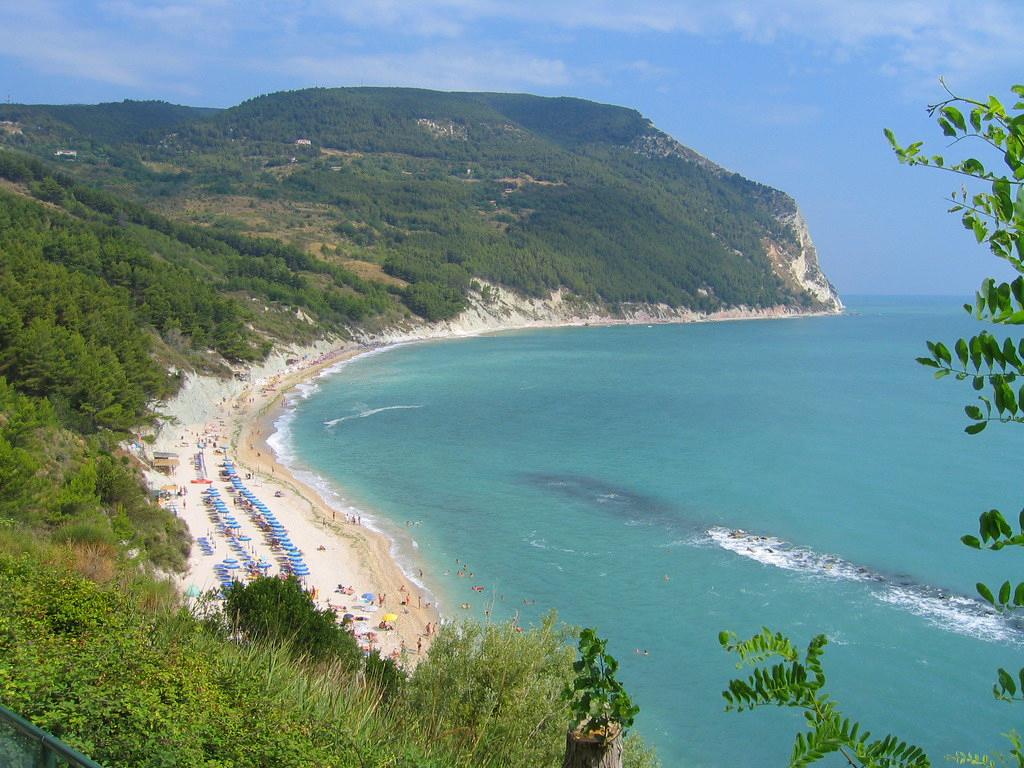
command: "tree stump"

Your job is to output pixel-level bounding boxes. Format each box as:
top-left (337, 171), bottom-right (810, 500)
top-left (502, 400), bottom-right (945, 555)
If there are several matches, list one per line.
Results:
top-left (562, 726), bottom-right (623, 768)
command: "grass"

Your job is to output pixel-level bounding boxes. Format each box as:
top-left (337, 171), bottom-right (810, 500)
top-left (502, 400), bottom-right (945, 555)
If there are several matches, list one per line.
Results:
top-left (0, 533), bottom-right (661, 767)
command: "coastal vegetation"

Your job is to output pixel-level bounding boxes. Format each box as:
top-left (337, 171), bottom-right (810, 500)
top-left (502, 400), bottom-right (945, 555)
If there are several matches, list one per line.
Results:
top-left (719, 82), bottom-right (1024, 767)
top-left (0, 88), bottom-right (838, 323)
top-left (0, 547), bottom-right (658, 768)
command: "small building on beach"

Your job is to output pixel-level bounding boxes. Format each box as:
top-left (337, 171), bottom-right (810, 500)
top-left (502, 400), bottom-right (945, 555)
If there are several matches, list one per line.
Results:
top-left (152, 451), bottom-right (179, 473)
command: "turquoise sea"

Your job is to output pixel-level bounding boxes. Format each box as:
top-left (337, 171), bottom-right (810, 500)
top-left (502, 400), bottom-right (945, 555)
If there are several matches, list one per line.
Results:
top-left (273, 297), bottom-right (1022, 767)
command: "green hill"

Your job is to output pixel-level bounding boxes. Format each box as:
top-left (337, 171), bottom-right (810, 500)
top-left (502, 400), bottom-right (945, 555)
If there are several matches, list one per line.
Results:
top-left (0, 88), bottom-right (840, 323)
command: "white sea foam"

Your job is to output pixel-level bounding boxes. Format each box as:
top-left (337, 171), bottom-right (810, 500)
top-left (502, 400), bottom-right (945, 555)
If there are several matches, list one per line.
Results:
top-left (526, 537), bottom-right (578, 554)
top-left (267, 405), bottom-right (298, 464)
top-left (706, 526), bottom-right (1023, 645)
top-left (324, 404), bottom-right (422, 428)
top-left (707, 526), bottom-right (873, 582)
top-left (876, 586), bottom-right (1023, 646)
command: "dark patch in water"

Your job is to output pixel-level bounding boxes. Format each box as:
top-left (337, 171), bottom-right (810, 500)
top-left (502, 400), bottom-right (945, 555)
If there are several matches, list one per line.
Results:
top-left (520, 472), bottom-right (688, 527)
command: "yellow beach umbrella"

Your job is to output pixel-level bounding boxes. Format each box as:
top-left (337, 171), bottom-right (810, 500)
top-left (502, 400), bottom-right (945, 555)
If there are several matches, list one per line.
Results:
top-left (381, 613), bottom-right (398, 622)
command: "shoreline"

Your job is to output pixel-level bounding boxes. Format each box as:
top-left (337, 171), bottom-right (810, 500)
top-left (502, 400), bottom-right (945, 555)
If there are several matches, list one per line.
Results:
top-left (151, 302), bottom-right (842, 663)
top-left (153, 342), bottom-right (440, 664)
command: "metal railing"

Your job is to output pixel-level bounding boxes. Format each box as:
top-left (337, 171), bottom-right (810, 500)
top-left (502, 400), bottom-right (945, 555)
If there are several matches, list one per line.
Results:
top-left (0, 704), bottom-right (103, 768)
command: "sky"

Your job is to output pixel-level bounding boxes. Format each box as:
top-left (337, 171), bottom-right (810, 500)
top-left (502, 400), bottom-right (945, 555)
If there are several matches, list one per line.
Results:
top-left (3, 0), bottom-right (1024, 295)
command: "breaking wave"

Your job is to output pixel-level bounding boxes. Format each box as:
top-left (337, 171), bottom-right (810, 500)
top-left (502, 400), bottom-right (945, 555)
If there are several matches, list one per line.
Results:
top-left (324, 404), bottom-right (422, 428)
top-left (706, 526), bottom-right (1023, 645)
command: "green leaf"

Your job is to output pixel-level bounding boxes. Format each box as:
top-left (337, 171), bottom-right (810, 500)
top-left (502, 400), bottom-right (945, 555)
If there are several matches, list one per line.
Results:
top-left (998, 668), bottom-right (1017, 695)
top-left (1014, 583), bottom-right (1024, 606)
top-left (943, 106), bottom-right (967, 132)
top-left (965, 421), bottom-right (987, 434)
top-left (955, 338), bottom-right (969, 365)
top-left (999, 580), bottom-right (1012, 605)
top-left (977, 582), bottom-right (996, 604)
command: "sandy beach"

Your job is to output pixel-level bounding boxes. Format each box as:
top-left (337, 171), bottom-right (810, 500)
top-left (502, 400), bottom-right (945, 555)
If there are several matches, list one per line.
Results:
top-left (151, 341), bottom-right (440, 664)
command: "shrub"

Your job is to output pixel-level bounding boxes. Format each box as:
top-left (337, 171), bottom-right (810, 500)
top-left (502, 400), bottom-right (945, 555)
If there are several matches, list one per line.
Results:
top-left (405, 613), bottom-right (575, 768)
top-left (224, 575), bottom-right (362, 667)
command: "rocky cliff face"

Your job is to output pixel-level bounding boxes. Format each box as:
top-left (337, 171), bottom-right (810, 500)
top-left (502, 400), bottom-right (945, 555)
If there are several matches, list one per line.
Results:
top-left (765, 207), bottom-right (843, 311)
top-left (358, 281), bottom-right (837, 350)
top-left (633, 127), bottom-right (842, 313)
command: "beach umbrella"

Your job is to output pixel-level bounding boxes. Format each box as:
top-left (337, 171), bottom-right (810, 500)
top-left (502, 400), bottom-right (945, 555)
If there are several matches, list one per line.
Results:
top-left (381, 613), bottom-right (398, 622)
top-left (238, 535), bottom-right (252, 542)
top-left (361, 592), bottom-right (376, 602)
top-left (257, 561), bottom-right (272, 570)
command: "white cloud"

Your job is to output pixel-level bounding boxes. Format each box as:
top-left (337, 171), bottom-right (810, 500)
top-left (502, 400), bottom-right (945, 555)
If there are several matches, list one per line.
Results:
top-left (2, 0), bottom-right (1021, 96)
top-left (303, 0), bottom-right (1024, 84)
top-left (272, 48), bottom-right (571, 92)
top-left (0, 0), bottom-right (193, 88)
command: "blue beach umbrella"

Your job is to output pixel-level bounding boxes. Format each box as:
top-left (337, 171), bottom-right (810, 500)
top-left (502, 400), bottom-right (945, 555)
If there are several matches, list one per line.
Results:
top-left (362, 592), bottom-right (376, 602)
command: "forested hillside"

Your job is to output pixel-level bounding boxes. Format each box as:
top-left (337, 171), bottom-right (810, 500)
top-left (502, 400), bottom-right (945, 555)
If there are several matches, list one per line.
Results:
top-left (0, 88), bottom-right (840, 322)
